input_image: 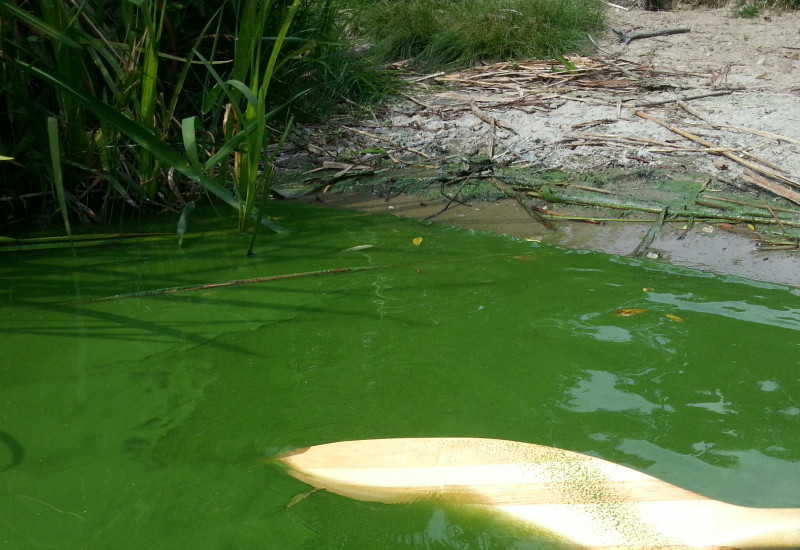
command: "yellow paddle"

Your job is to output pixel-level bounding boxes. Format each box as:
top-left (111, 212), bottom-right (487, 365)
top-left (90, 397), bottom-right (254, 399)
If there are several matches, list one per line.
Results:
top-left (277, 437), bottom-right (800, 549)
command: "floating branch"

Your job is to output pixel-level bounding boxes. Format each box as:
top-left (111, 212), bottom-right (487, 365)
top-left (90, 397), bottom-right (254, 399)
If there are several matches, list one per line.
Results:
top-left (67, 265), bottom-right (390, 304)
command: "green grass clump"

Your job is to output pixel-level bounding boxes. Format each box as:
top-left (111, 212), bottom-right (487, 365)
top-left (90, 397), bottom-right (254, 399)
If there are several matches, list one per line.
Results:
top-left (734, 2), bottom-right (761, 16)
top-left (347, 0), bottom-right (606, 69)
top-left (692, 0), bottom-right (800, 7)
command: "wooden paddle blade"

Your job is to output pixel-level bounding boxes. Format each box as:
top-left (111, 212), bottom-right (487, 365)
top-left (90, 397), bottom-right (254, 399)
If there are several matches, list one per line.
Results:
top-left (276, 438), bottom-right (800, 550)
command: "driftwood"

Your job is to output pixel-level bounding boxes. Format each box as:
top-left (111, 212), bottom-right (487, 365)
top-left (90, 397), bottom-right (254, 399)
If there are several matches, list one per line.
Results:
top-left (612, 28), bottom-right (690, 45)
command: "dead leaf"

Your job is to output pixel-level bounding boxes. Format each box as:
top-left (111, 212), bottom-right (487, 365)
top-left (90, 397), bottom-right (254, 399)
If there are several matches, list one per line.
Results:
top-left (287, 487), bottom-right (321, 509)
top-left (616, 308), bottom-right (647, 317)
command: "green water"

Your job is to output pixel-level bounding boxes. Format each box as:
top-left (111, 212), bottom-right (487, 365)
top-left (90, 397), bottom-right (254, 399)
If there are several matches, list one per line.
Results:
top-left (2, 204), bottom-right (799, 549)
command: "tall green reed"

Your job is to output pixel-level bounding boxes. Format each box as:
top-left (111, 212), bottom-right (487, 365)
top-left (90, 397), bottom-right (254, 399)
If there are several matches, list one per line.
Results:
top-left (0, 0), bottom-right (305, 240)
top-left (134, 0), bottom-right (165, 197)
top-left (217, 0), bottom-right (302, 232)
top-left (46, 116), bottom-right (72, 244)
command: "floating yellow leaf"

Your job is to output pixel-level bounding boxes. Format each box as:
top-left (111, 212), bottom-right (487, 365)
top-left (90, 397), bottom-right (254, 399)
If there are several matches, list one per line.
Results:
top-left (615, 308), bottom-right (647, 317)
top-left (412, 237), bottom-right (423, 246)
top-left (666, 314), bottom-right (684, 322)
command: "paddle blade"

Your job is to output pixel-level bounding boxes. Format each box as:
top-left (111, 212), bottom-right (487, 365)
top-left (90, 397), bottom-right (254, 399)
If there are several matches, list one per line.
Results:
top-left (277, 437), bottom-right (651, 505)
top-left (276, 438), bottom-right (800, 550)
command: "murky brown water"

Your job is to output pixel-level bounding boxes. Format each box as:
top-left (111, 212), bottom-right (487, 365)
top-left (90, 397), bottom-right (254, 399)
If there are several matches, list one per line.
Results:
top-left (297, 192), bottom-right (800, 288)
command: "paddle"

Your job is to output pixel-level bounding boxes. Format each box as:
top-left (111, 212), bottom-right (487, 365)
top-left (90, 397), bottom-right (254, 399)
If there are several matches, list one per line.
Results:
top-left (276, 437), bottom-right (800, 549)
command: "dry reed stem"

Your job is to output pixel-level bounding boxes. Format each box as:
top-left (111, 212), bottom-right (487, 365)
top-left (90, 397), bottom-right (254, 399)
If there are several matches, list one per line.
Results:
top-left (740, 170), bottom-right (800, 207)
top-left (470, 102), bottom-right (517, 133)
top-left (633, 110), bottom-right (800, 191)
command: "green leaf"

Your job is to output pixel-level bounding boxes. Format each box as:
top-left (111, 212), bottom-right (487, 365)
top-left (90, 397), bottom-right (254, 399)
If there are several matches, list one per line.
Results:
top-left (47, 117), bottom-right (72, 244)
top-left (0, 2), bottom-right (81, 49)
top-left (181, 116), bottom-right (203, 174)
top-left (19, 62), bottom-right (238, 209)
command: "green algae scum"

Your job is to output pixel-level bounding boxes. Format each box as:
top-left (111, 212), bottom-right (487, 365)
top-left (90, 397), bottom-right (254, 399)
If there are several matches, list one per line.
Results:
top-left (2, 203), bottom-right (799, 548)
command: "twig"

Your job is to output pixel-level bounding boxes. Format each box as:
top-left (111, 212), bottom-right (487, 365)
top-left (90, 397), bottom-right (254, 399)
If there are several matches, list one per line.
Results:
top-left (343, 126), bottom-right (431, 159)
top-left (469, 102), bottom-right (517, 133)
top-left (698, 195), bottom-right (800, 215)
top-left (632, 207), bottom-right (668, 257)
top-left (490, 179), bottom-right (555, 230)
top-left (0, 191), bottom-right (52, 203)
top-left (531, 187), bottom-right (664, 213)
top-left (401, 92), bottom-right (435, 111)
top-left (676, 100), bottom-right (711, 123)
top-left (633, 110), bottom-right (800, 192)
top-left (597, 57), bottom-right (644, 81)
top-left (691, 123), bottom-right (800, 145)
top-left (564, 132), bottom-right (688, 149)
top-left (612, 28), bottom-right (690, 46)
top-left (763, 201), bottom-right (789, 236)
top-left (489, 118), bottom-right (496, 159)
top-left (572, 119), bottom-right (617, 130)
top-left (756, 239), bottom-right (800, 251)
top-left (694, 199), bottom-right (772, 218)
top-left (407, 71), bottom-right (446, 83)
top-left (551, 182), bottom-right (615, 195)
top-left (634, 89), bottom-right (732, 108)
top-left (426, 177), bottom-right (472, 220)
top-left (66, 266), bottom-right (390, 304)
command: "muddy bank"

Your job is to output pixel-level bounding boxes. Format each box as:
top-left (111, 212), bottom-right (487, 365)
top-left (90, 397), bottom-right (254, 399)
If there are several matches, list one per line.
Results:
top-left (281, 4), bottom-right (800, 288)
top-left (294, 191), bottom-right (799, 288)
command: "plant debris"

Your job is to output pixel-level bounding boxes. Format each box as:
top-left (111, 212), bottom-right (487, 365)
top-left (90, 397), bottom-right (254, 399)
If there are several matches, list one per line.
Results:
top-left (279, 7), bottom-right (800, 284)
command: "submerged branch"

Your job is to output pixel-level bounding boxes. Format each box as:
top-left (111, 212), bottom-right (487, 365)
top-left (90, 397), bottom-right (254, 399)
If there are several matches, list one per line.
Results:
top-left (66, 265), bottom-right (390, 304)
